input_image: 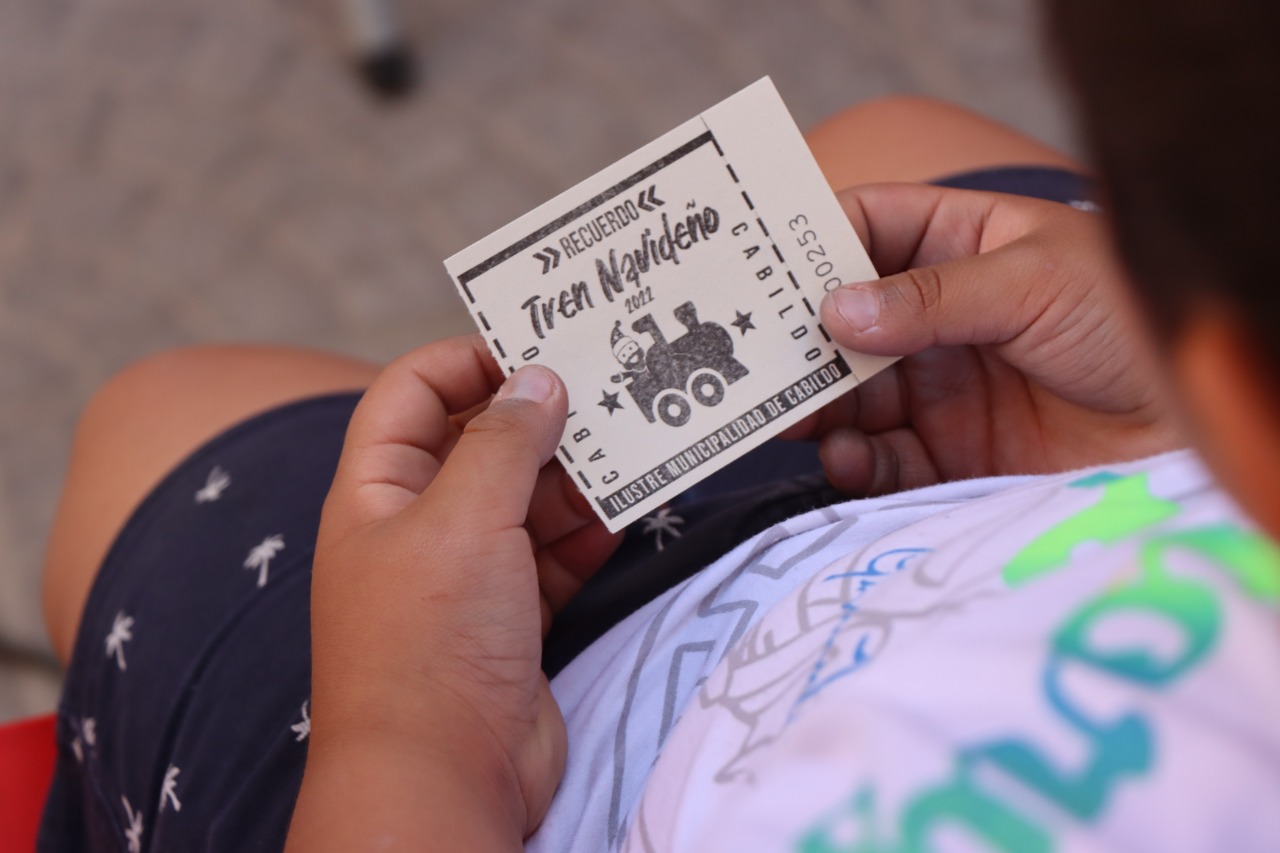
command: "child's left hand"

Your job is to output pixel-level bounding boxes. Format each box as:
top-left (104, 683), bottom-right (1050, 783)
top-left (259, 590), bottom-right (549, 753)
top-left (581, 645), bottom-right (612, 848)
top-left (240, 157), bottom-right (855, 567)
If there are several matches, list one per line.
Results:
top-left (287, 335), bottom-right (620, 852)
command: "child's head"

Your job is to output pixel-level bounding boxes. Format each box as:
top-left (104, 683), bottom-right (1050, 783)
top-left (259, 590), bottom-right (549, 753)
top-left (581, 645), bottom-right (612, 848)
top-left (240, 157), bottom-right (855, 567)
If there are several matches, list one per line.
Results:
top-left (1048, 0), bottom-right (1280, 536)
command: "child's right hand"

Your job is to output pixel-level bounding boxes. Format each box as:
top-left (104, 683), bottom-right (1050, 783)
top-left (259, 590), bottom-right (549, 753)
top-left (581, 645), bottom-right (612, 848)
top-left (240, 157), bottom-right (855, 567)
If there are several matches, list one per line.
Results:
top-left (784, 182), bottom-right (1188, 496)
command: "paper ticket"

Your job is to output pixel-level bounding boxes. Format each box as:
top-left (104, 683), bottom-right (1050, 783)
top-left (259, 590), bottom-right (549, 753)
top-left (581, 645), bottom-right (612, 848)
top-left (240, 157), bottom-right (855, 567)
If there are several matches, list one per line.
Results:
top-left (445, 78), bottom-right (896, 532)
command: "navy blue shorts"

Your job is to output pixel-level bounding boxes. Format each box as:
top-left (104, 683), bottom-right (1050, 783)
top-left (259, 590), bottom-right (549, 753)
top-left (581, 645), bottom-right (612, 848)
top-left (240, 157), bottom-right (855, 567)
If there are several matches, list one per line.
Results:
top-left (39, 165), bottom-right (1094, 852)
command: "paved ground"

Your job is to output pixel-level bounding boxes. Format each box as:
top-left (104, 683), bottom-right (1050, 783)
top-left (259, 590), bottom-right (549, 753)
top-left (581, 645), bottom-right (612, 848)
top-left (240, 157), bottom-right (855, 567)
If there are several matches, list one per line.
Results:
top-left (0, 0), bottom-right (1075, 721)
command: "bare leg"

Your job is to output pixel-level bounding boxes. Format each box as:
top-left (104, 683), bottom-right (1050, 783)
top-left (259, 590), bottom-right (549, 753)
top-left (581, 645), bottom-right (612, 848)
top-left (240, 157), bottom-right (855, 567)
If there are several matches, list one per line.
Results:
top-left (806, 95), bottom-right (1084, 191)
top-left (43, 345), bottom-right (379, 662)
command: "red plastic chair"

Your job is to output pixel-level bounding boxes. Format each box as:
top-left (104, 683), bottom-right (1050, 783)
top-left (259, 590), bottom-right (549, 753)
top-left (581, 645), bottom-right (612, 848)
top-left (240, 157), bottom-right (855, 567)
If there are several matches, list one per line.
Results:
top-left (0, 714), bottom-right (57, 853)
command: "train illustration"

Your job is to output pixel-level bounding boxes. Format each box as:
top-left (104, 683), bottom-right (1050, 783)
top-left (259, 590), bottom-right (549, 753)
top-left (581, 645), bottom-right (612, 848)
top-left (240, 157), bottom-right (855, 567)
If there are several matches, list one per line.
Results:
top-left (614, 301), bottom-right (749, 427)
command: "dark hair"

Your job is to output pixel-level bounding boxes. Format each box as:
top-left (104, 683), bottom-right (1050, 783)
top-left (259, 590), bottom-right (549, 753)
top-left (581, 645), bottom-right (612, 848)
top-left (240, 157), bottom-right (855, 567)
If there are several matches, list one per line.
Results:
top-left (1045, 0), bottom-right (1280, 371)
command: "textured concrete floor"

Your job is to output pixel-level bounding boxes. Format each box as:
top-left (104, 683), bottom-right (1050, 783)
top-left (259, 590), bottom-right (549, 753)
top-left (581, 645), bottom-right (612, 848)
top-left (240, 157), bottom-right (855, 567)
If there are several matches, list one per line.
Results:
top-left (0, 0), bottom-right (1075, 721)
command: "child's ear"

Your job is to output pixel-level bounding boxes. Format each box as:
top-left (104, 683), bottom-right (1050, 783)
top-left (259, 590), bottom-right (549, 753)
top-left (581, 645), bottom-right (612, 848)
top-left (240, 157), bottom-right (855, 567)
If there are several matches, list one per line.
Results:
top-left (1174, 307), bottom-right (1280, 539)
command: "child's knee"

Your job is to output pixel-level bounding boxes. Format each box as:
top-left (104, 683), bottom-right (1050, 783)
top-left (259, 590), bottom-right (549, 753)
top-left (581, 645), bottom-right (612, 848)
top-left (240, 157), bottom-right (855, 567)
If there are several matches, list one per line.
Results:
top-left (78, 347), bottom-right (240, 435)
top-left (809, 95), bottom-right (968, 143)
top-left (43, 347), bottom-right (224, 657)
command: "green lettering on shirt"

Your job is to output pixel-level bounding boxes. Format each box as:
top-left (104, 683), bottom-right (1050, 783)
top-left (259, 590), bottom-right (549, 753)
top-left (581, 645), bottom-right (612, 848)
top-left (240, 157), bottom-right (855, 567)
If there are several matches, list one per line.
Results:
top-left (796, 782), bottom-right (1050, 853)
top-left (1005, 473), bottom-right (1178, 587)
top-left (1143, 525), bottom-right (1280, 604)
top-left (977, 657), bottom-right (1153, 819)
top-left (796, 468), bottom-right (1280, 852)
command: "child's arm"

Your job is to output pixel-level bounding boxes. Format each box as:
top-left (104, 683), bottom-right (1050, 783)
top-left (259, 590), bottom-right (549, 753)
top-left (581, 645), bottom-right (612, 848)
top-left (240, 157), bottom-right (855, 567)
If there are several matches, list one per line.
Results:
top-left (286, 337), bottom-right (619, 851)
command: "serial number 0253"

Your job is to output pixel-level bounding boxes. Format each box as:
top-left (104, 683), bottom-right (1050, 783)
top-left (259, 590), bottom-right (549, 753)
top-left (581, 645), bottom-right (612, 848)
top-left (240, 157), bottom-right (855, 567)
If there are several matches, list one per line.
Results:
top-left (788, 214), bottom-right (842, 292)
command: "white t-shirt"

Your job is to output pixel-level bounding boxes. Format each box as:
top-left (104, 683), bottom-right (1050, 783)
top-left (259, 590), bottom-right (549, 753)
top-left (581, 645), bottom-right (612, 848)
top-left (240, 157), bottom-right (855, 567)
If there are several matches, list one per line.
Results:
top-left (531, 451), bottom-right (1280, 852)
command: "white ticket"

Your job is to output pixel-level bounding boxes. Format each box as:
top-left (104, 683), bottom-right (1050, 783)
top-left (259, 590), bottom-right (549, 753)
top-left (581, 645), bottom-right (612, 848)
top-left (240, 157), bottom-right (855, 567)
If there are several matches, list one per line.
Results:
top-left (445, 78), bottom-right (895, 532)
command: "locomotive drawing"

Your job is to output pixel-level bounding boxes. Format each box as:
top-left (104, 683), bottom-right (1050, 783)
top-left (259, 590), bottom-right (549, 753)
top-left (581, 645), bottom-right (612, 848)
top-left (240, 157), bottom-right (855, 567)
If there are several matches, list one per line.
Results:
top-left (610, 301), bottom-right (749, 427)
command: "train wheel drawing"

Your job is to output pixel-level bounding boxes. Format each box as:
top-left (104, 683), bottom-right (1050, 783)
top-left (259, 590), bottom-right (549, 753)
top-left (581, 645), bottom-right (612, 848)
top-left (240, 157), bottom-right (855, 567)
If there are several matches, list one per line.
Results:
top-left (619, 301), bottom-right (751, 426)
top-left (655, 390), bottom-right (692, 427)
top-left (688, 371), bottom-right (726, 408)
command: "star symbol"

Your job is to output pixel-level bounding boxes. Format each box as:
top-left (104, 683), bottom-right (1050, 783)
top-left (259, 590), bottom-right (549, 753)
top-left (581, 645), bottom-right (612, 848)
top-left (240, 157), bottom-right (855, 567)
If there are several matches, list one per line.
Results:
top-left (731, 310), bottom-right (755, 335)
top-left (599, 389), bottom-right (624, 415)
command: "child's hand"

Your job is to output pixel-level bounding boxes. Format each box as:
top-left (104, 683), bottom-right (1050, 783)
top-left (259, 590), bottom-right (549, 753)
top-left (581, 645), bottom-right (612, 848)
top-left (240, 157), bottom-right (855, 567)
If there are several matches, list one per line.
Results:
top-left (787, 182), bottom-right (1186, 495)
top-left (288, 336), bottom-right (620, 851)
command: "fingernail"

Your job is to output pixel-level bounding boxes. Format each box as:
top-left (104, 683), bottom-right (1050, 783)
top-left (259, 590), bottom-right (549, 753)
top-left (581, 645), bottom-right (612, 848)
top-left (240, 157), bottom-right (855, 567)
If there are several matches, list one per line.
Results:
top-left (495, 365), bottom-right (557, 404)
top-left (833, 286), bottom-right (880, 333)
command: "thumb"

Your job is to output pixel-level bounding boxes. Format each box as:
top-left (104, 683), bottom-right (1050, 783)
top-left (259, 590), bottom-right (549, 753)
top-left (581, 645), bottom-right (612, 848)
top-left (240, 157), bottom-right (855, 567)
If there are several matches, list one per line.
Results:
top-left (423, 365), bottom-right (568, 532)
top-left (820, 243), bottom-right (1048, 356)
